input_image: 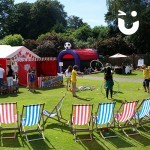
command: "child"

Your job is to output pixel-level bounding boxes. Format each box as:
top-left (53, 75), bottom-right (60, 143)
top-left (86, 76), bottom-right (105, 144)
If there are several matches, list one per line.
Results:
top-left (64, 66), bottom-right (72, 91)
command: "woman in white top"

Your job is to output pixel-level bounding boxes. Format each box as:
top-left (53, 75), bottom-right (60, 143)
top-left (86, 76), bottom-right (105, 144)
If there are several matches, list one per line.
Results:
top-left (65, 65), bottom-right (72, 91)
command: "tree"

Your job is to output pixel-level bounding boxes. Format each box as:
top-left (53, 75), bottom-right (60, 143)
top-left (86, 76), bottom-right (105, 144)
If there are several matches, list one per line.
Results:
top-left (72, 24), bottom-right (92, 42)
top-left (105, 0), bottom-right (150, 53)
top-left (67, 15), bottom-right (85, 29)
top-left (35, 32), bottom-right (74, 57)
top-left (5, 0), bottom-right (67, 39)
top-left (92, 26), bottom-right (110, 41)
top-left (1, 34), bottom-right (24, 46)
top-left (0, 0), bottom-right (14, 38)
top-left (5, 2), bottom-right (32, 39)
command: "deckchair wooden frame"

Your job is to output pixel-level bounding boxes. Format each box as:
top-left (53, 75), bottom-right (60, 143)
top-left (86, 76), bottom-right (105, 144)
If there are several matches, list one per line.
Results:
top-left (115, 100), bottom-right (140, 136)
top-left (43, 94), bottom-right (67, 125)
top-left (20, 103), bottom-right (45, 142)
top-left (0, 102), bottom-right (19, 139)
top-left (70, 104), bottom-right (93, 141)
top-left (136, 98), bottom-right (150, 132)
top-left (95, 102), bottom-right (117, 139)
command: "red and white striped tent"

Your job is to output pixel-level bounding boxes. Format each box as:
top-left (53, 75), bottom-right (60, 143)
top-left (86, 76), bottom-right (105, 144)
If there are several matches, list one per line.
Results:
top-left (0, 45), bottom-right (40, 80)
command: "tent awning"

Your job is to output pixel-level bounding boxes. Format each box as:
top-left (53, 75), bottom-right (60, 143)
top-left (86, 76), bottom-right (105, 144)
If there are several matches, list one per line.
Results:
top-left (109, 53), bottom-right (127, 58)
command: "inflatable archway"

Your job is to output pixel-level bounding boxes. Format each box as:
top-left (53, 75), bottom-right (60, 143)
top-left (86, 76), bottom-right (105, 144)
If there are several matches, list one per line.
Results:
top-left (57, 50), bottom-right (80, 72)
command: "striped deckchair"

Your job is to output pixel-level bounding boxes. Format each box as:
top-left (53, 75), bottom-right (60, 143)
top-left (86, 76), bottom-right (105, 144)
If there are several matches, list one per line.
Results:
top-left (43, 94), bottom-right (67, 125)
top-left (114, 100), bottom-right (139, 136)
top-left (95, 102), bottom-right (117, 139)
top-left (70, 104), bottom-right (93, 141)
top-left (0, 102), bottom-right (19, 138)
top-left (136, 98), bottom-right (150, 131)
top-left (20, 104), bottom-right (45, 141)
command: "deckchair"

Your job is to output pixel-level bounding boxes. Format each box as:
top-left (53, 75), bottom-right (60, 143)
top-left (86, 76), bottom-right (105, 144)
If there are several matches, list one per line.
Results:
top-left (95, 102), bottom-right (117, 139)
top-left (0, 102), bottom-right (19, 138)
top-left (114, 100), bottom-right (139, 136)
top-left (135, 98), bottom-right (150, 131)
top-left (20, 103), bottom-right (45, 142)
top-left (43, 94), bottom-right (67, 125)
top-left (70, 104), bottom-right (93, 141)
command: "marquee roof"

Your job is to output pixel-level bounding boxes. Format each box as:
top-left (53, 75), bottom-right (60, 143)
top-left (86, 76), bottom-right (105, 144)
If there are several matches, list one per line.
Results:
top-left (0, 45), bottom-right (39, 60)
top-left (63, 49), bottom-right (98, 60)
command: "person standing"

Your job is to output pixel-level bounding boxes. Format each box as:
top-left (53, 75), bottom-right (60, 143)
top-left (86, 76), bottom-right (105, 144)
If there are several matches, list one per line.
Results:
top-left (104, 63), bottom-right (114, 99)
top-left (0, 64), bottom-right (5, 95)
top-left (64, 65), bottom-right (72, 91)
top-left (71, 65), bottom-right (78, 97)
top-left (6, 65), bottom-right (14, 94)
top-left (142, 65), bottom-right (150, 93)
top-left (29, 68), bottom-right (36, 92)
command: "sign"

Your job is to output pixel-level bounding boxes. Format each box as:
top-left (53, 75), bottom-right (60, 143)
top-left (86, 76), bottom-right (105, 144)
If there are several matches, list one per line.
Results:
top-left (24, 64), bottom-right (30, 71)
top-left (42, 76), bottom-right (63, 87)
top-left (137, 59), bottom-right (144, 66)
top-left (59, 62), bottom-right (63, 66)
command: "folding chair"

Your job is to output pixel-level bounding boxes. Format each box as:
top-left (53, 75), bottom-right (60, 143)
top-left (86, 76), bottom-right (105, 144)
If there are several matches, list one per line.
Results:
top-left (95, 102), bottom-right (117, 139)
top-left (135, 98), bottom-right (150, 131)
top-left (70, 104), bottom-right (93, 141)
top-left (43, 94), bottom-right (67, 125)
top-left (114, 100), bottom-right (139, 136)
top-left (20, 103), bottom-right (45, 142)
top-left (0, 102), bottom-right (19, 138)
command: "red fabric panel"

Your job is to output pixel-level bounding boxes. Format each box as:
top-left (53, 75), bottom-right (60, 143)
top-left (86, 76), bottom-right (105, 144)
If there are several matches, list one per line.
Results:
top-left (63, 49), bottom-right (98, 60)
top-left (0, 58), bottom-right (7, 81)
top-left (36, 61), bottom-right (57, 76)
top-left (18, 61), bottom-right (36, 86)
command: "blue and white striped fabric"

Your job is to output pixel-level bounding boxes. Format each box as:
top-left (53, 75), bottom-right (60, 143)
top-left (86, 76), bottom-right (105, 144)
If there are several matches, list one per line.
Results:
top-left (96, 102), bottom-right (115, 124)
top-left (22, 105), bottom-right (41, 126)
top-left (136, 99), bottom-right (150, 119)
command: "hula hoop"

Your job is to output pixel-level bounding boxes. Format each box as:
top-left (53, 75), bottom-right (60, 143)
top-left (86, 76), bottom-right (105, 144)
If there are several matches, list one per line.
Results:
top-left (90, 60), bottom-right (104, 72)
top-left (100, 80), bottom-right (120, 97)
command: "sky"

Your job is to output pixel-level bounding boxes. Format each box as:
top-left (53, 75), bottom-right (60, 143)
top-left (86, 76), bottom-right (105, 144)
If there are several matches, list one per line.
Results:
top-left (14, 0), bottom-right (108, 28)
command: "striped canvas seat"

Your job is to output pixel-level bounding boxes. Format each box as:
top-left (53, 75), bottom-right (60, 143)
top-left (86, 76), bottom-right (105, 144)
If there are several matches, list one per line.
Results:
top-left (22, 105), bottom-right (41, 126)
top-left (70, 104), bottom-right (93, 141)
top-left (115, 100), bottom-right (139, 136)
top-left (72, 105), bottom-right (91, 125)
top-left (0, 103), bottom-right (17, 124)
top-left (0, 102), bottom-right (19, 138)
top-left (116, 101), bottom-right (137, 122)
top-left (96, 102), bottom-right (115, 125)
top-left (135, 98), bottom-right (150, 131)
top-left (95, 102), bottom-right (117, 139)
top-left (20, 104), bottom-right (45, 141)
top-left (136, 98), bottom-right (150, 119)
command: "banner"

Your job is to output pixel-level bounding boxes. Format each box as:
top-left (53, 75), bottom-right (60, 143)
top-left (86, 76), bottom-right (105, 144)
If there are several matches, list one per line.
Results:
top-left (137, 59), bottom-right (144, 66)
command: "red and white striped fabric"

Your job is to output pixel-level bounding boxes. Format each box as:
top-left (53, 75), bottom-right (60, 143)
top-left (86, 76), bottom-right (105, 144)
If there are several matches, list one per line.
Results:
top-left (0, 103), bottom-right (17, 124)
top-left (72, 105), bottom-right (90, 125)
top-left (38, 77), bottom-right (45, 88)
top-left (116, 102), bottom-right (137, 122)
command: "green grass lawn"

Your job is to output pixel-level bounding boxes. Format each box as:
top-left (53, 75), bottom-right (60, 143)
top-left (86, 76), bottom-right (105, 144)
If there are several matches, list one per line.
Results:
top-left (0, 76), bottom-right (149, 150)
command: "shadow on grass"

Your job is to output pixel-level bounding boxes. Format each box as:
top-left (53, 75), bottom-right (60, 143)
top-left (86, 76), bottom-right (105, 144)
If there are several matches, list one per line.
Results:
top-left (77, 134), bottom-right (107, 150)
top-left (0, 91), bottom-right (23, 98)
top-left (21, 134), bottom-right (55, 150)
top-left (129, 133), bottom-right (150, 146)
top-left (0, 133), bottom-right (22, 148)
top-left (74, 96), bottom-right (93, 101)
top-left (107, 135), bottom-right (135, 149)
top-left (137, 126), bottom-right (150, 133)
top-left (45, 123), bottom-right (71, 133)
top-left (113, 99), bottom-right (123, 103)
top-left (37, 85), bottom-right (65, 91)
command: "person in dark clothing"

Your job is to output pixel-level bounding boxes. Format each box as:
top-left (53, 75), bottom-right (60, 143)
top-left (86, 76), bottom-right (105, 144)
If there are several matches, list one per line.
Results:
top-left (104, 63), bottom-right (114, 99)
top-left (6, 65), bottom-right (14, 94)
